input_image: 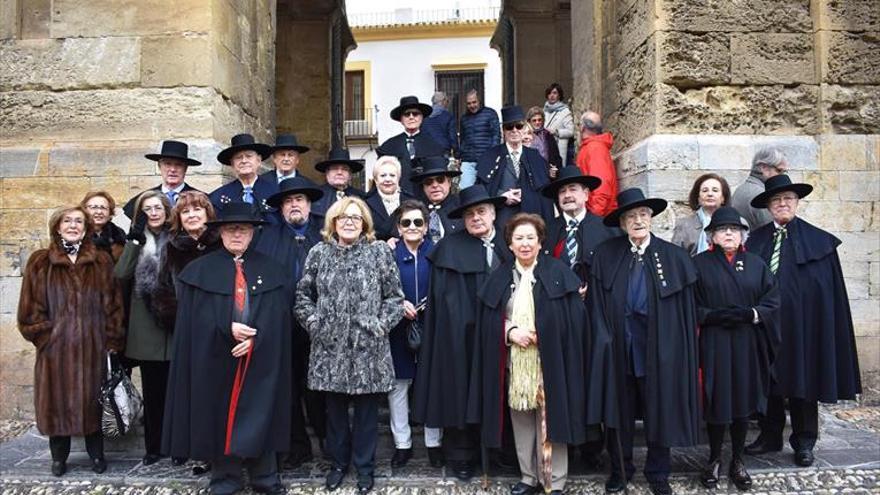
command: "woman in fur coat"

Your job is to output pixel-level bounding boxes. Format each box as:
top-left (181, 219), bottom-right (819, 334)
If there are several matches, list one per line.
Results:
top-left (17, 205), bottom-right (125, 476)
top-left (114, 190), bottom-right (174, 466)
top-left (80, 191), bottom-right (127, 261)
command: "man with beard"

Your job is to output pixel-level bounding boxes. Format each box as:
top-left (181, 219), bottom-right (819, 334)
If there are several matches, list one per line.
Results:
top-left (412, 185), bottom-right (511, 481)
top-left (377, 96), bottom-right (445, 194)
top-left (124, 140), bottom-right (202, 218)
top-left (256, 177), bottom-right (326, 469)
top-left (409, 156), bottom-right (464, 243)
top-left (311, 148), bottom-right (365, 216)
top-left (260, 134), bottom-right (310, 186)
top-left (209, 134), bottom-right (277, 223)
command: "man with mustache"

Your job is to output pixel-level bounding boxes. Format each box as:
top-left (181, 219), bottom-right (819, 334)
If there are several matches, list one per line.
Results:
top-left (409, 156), bottom-right (465, 243)
top-left (124, 140), bottom-right (202, 218)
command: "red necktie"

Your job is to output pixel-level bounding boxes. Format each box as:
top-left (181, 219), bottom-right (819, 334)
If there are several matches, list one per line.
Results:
top-left (225, 257), bottom-right (252, 455)
top-left (234, 258), bottom-right (245, 313)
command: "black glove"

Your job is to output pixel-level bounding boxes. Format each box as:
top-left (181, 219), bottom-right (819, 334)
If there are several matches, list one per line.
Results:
top-left (703, 309), bottom-right (727, 326)
top-left (728, 307), bottom-right (755, 324)
top-left (127, 211), bottom-right (147, 244)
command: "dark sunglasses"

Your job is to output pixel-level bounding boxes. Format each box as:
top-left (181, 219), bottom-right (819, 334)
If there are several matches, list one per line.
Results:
top-left (423, 176), bottom-right (448, 186)
top-left (402, 110), bottom-right (422, 118)
top-left (399, 218), bottom-right (425, 228)
top-left (503, 122), bottom-right (525, 131)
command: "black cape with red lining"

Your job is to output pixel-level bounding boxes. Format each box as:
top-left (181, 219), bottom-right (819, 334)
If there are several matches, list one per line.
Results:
top-left (161, 247), bottom-right (292, 460)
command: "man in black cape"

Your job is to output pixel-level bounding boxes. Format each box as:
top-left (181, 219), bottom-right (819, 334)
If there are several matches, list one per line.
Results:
top-left (255, 177), bottom-right (326, 469)
top-left (162, 202), bottom-right (291, 495)
top-left (412, 185), bottom-right (512, 481)
top-left (744, 175), bottom-right (861, 467)
top-left (410, 155), bottom-right (465, 242)
top-left (377, 95), bottom-right (446, 194)
top-left (587, 188), bottom-right (700, 495)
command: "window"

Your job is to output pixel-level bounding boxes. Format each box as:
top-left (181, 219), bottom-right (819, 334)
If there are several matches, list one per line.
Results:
top-left (435, 70), bottom-right (485, 133)
top-left (345, 70), bottom-right (365, 120)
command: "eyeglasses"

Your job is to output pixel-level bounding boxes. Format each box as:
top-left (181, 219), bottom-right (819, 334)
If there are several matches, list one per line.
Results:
top-left (503, 122), bottom-right (525, 131)
top-left (85, 205), bottom-right (109, 211)
top-left (142, 206), bottom-right (164, 213)
top-left (769, 194), bottom-right (798, 205)
top-left (338, 214), bottom-right (364, 225)
top-left (402, 110), bottom-right (422, 118)
top-left (423, 176), bottom-right (448, 186)
top-left (713, 226), bottom-right (742, 233)
top-left (399, 218), bottom-right (425, 228)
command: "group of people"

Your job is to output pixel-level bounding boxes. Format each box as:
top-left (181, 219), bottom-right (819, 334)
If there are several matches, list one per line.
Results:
top-left (17, 90), bottom-right (862, 495)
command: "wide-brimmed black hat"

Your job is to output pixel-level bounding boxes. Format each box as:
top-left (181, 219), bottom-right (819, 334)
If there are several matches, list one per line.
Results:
top-left (390, 96), bottom-right (433, 121)
top-left (501, 105), bottom-right (526, 125)
top-left (448, 184), bottom-right (507, 219)
top-left (314, 147), bottom-right (364, 173)
top-left (270, 133), bottom-right (309, 154)
top-left (704, 206), bottom-right (749, 232)
top-left (266, 176), bottom-right (324, 208)
top-left (410, 155), bottom-right (462, 183)
top-left (540, 166), bottom-right (602, 199)
top-left (750, 174), bottom-right (813, 209)
top-left (206, 202), bottom-right (269, 226)
top-left (144, 140), bottom-right (201, 167)
top-left (603, 188), bottom-right (668, 226)
top-left (217, 134), bottom-right (272, 166)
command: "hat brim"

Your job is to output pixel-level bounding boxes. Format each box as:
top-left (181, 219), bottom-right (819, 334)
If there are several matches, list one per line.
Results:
top-left (144, 154), bottom-right (202, 167)
top-left (448, 196), bottom-right (507, 219)
top-left (410, 169), bottom-right (463, 183)
top-left (750, 183), bottom-right (813, 209)
top-left (540, 175), bottom-right (602, 199)
top-left (704, 219), bottom-right (749, 233)
top-left (603, 198), bottom-right (668, 226)
top-left (315, 159), bottom-right (364, 174)
top-left (217, 143), bottom-right (273, 166)
top-left (266, 187), bottom-right (324, 208)
top-left (206, 217), bottom-right (269, 227)
top-left (390, 103), bottom-right (433, 121)
top-left (271, 145), bottom-right (310, 154)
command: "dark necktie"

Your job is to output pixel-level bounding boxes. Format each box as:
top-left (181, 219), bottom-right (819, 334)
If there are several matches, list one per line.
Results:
top-left (510, 150), bottom-right (520, 177)
top-left (770, 226), bottom-right (787, 274)
top-left (406, 137), bottom-right (415, 158)
top-left (566, 219), bottom-right (579, 266)
top-left (336, 190), bottom-right (345, 201)
top-left (428, 204), bottom-right (442, 242)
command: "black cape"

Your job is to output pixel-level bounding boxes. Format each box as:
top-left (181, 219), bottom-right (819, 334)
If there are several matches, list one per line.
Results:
top-left (418, 193), bottom-right (465, 238)
top-left (467, 256), bottom-right (588, 447)
top-left (412, 230), bottom-right (513, 428)
top-left (745, 216), bottom-right (861, 402)
top-left (693, 248), bottom-right (781, 424)
top-left (364, 189), bottom-right (416, 241)
top-left (587, 235), bottom-right (701, 447)
top-left (542, 212), bottom-right (622, 282)
top-left (311, 183), bottom-right (364, 217)
top-left (161, 247), bottom-right (292, 460)
top-left (377, 132), bottom-right (446, 194)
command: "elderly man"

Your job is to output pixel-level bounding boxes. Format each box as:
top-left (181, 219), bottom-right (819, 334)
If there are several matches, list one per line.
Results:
top-left (256, 177), bottom-right (326, 470)
top-left (574, 111), bottom-right (619, 217)
top-left (162, 202), bottom-right (291, 495)
top-left (459, 89), bottom-right (501, 189)
top-left (409, 155), bottom-right (464, 242)
top-left (412, 185), bottom-right (511, 481)
top-left (421, 91), bottom-right (459, 158)
top-left (124, 140), bottom-right (202, 218)
top-left (310, 147), bottom-right (365, 216)
top-left (587, 188), bottom-right (700, 495)
top-left (260, 134), bottom-right (310, 186)
top-left (744, 175), bottom-right (861, 467)
top-left (731, 147), bottom-right (789, 229)
top-left (377, 96), bottom-right (445, 194)
top-left (477, 105), bottom-right (554, 228)
top-left (209, 134), bottom-right (277, 222)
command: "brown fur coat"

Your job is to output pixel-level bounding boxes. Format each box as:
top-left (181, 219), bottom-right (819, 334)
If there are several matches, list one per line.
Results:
top-left (17, 242), bottom-right (125, 436)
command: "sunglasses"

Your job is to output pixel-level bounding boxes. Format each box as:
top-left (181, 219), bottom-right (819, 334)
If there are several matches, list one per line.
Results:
top-left (399, 218), bottom-right (425, 228)
top-left (402, 110), bottom-right (422, 118)
top-left (503, 122), bottom-right (525, 131)
top-left (423, 176), bottom-right (448, 186)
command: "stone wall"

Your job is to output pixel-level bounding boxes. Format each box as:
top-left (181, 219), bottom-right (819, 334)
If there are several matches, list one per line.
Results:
top-left (0, 0), bottom-right (277, 420)
top-left (571, 0), bottom-right (880, 395)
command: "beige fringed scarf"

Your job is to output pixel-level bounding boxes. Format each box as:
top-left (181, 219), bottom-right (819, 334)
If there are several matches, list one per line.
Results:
top-left (508, 259), bottom-right (542, 411)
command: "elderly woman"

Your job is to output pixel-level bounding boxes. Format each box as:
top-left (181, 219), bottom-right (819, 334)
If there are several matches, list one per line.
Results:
top-left (693, 206), bottom-right (780, 491)
top-left (526, 106), bottom-right (562, 177)
top-left (672, 173), bottom-right (739, 256)
top-left (542, 83), bottom-right (575, 167)
top-left (81, 191), bottom-right (127, 260)
top-left (365, 156), bottom-right (413, 240)
top-left (295, 197), bottom-right (404, 493)
top-left (114, 190), bottom-right (174, 466)
top-left (468, 213), bottom-right (588, 495)
top-left (18, 206), bottom-right (124, 476)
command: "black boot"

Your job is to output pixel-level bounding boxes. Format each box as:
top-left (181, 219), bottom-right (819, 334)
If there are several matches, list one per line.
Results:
top-left (700, 458), bottom-right (721, 489)
top-left (728, 458), bottom-right (752, 490)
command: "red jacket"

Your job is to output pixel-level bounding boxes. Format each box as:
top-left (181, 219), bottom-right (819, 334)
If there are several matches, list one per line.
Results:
top-left (575, 132), bottom-right (618, 217)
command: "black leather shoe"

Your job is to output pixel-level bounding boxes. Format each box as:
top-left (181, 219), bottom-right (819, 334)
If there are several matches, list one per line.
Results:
top-left (510, 481), bottom-right (539, 495)
top-left (192, 462), bottom-right (211, 475)
top-left (700, 458), bottom-right (721, 488)
top-left (744, 436), bottom-right (782, 455)
top-left (283, 450), bottom-right (313, 470)
top-left (451, 461), bottom-right (474, 482)
top-left (325, 467), bottom-right (346, 491)
top-left (390, 448), bottom-right (413, 468)
top-left (171, 456), bottom-right (187, 466)
top-left (142, 453), bottom-right (163, 466)
top-left (427, 447), bottom-right (445, 468)
top-left (356, 474), bottom-right (374, 493)
top-left (794, 449), bottom-right (814, 467)
top-left (51, 460), bottom-right (66, 477)
top-left (91, 457), bottom-right (107, 474)
top-left (648, 479), bottom-right (673, 495)
top-left (728, 458), bottom-right (752, 490)
top-left (604, 472), bottom-right (626, 493)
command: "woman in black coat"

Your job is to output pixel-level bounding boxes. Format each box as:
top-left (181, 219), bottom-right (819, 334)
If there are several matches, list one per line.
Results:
top-left (693, 206), bottom-right (781, 491)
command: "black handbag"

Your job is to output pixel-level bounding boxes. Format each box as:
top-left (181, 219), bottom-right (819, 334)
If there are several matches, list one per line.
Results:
top-left (99, 353), bottom-right (143, 438)
top-left (406, 299), bottom-right (427, 352)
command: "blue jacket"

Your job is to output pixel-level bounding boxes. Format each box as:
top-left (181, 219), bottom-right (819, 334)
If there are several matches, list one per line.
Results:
top-left (208, 175), bottom-right (280, 224)
top-left (390, 238), bottom-right (433, 379)
top-left (421, 106), bottom-right (458, 157)
top-left (459, 106), bottom-right (500, 162)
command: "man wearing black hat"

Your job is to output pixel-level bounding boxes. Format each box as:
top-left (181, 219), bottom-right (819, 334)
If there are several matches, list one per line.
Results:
top-left (209, 134), bottom-right (278, 223)
top-left (377, 96), bottom-right (446, 194)
top-left (410, 155), bottom-right (465, 243)
top-left (412, 185), bottom-right (512, 481)
top-left (476, 105), bottom-right (554, 228)
top-left (260, 133), bottom-right (310, 186)
top-left (162, 202), bottom-right (291, 495)
top-left (586, 188), bottom-right (700, 495)
top-left (311, 147), bottom-right (365, 217)
top-left (256, 178), bottom-right (327, 470)
top-left (123, 140), bottom-right (203, 218)
top-left (744, 175), bottom-right (861, 467)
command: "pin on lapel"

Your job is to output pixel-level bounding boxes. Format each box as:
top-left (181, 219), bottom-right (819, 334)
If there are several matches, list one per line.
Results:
top-left (220, 194), bottom-right (231, 204)
top-left (735, 260), bottom-right (744, 272)
top-left (257, 275), bottom-right (263, 285)
top-left (654, 251), bottom-right (667, 286)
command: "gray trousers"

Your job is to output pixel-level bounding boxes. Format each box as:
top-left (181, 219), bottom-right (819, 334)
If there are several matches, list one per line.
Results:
top-left (510, 408), bottom-right (568, 490)
top-left (210, 451), bottom-right (279, 495)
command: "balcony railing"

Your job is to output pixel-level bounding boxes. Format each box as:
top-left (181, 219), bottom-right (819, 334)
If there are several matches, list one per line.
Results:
top-left (343, 107), bottom-right (377, 139)
top-left (349, 7), bottom-right (501, 27)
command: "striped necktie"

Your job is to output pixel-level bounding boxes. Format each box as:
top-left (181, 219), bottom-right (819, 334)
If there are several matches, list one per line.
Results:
top-left (566, 219), bottom-right (579, 266)
top-left (769, 226), bottom-right (787, 274)
top-left (166, 190), bottom-right (178, 205)
top-left (242, 186), bottom-right (254, 204)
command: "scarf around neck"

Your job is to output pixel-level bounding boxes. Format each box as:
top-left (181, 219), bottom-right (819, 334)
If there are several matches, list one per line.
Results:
top-left (509, 259), bottom-right (542, 411)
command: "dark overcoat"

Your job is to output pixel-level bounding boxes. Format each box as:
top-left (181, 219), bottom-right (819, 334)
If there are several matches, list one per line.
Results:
top-left (311, 183), bottom-right (364, 217)
top-left (417, 193), bottom-right (465, 238)
top-left (542, 212), bottom-right (621, 282)
top-left (377, 132), bottom-right (446, 194)
top-left (208, 176), bottom-right (280, 224)
top-left (161, 247), bottom-right (292, 460)
top-left (390, 239), bottom-right (433, 379)
top-left (475, 144), bottom-right (555, 225)
top-left (365, 189), bottom-right (416, 241)
top-left (467, 256), bottom-right (588, 447)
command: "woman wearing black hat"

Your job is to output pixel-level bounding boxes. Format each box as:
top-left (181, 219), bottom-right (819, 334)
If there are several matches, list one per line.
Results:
top-left (693, 206), bottom-right (781, 490)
